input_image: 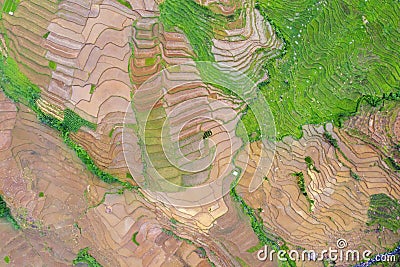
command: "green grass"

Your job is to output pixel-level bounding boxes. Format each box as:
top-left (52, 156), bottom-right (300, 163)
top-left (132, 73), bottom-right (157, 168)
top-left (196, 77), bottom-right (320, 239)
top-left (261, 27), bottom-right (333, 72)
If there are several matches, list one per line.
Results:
top-left (89, 84), bottom-right (96, 94)
top-left (0, 57), bottom-right (41, 108)
top-left (144, 56), bottom-right (158, 66)
top-left (246, 242), bottom-right (263, 253)
top-left (3, 256), bottom-right (10, 264)
top-left (162, 228), bottom-right (194, 245)
top-left (237, 107), bottom-right (261, 142)
top-left (169, 217), bottom-right (178, 225)
top-left (367, 193), bottom-right (400, 232)
top-left (42, 31), bottom-right (50, 39)
top-left (73, 247), bottom-right (102, 267)
top-left (0, 195), bottom-right (20, 229)
top-left (2, 0), bottom-right (19, 13)
top-left (38, 192), bottom-right (44, 198)
top-left (48, 60), bottom-right (57, 70)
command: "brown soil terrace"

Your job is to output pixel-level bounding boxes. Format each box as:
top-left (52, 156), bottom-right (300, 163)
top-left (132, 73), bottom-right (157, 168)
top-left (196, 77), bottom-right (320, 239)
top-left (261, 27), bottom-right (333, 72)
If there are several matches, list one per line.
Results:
top-left (236, 123), bottom-right (400, 253)
top-left (0, 91), bottom-right (217, 266)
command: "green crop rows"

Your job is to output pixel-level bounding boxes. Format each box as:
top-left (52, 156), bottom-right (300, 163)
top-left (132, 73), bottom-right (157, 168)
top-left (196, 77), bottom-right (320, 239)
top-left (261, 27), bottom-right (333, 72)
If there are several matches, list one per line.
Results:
top-left (2, 0), bottom-right (19, 13)
top-left (367, 193), bottom-right (400, 232)
top-left (256, 0), bottom-right (400, 139)
top-left (159, 0), bottom-right (225, 61)
top-left (0, 57), bottom-right (41, 108)
top-left (160, 0), bottom-right (400, 140)
top-left (63, 109), bottom-right (96, 132)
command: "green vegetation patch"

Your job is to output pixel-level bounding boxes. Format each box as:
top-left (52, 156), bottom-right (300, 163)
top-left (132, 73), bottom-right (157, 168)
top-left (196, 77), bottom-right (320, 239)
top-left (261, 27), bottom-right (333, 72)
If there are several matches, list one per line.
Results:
top-left (2, 0), bottom-right (19, 13)
top-left (323, 132), bottom-right (339, 149)
top-left (367, 193), bottom-right (400, 232)
top-left (252, 0), bottom-right (400, 139)
top-left (144, 56), bottom-right (158, 66)
top-left (237, 107), bottom-right (261, 142)
top-left (132, 231), bottom-right (139, 246)
top-left (384, 157), bottom-right (400, 172)
top-left (42, 31), bottom-right (50, 39)
top-left (73, 247), bottom-right (102, 267)
top-left (0, 57), bottom-right (41, 108)
top-left (160, 0), bottom-right (400, 140)
top-left (89, 84), bottom-right (96, 94)
top-left (159, 0), bottom-right (224, 61)
top-left (63, 109), bottom-right (96, 132)
top-left (162, 228), bottom-right (194, 245)
top-left (292, 172), bottom-right (314, 212)
top-left (246, 242), bottom-right (263, 253)
top-left (0, 195), bottom-right (20, 229)
top-left (196, 247), bottom-right (206, 258)
top-left (305, 156), bottom-right (320, 173)
top-left (350, 169), bottom-right (361, 181)
top-left (169, 217), bottom-right (178, 225)
top-left (62, 134), bottom-right (122, 184)
top-left (48, 60), bottom-right (57, 70)
top-left (3, 256), bottom-right (10, 264)
top-left (116, 0), bottom-right (132, 9)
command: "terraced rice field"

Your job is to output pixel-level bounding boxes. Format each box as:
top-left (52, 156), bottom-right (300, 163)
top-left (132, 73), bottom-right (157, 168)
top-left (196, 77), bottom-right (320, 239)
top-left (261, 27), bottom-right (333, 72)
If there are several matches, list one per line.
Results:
top-left (0, 90), bottom-right (218, 266)
top-left (0, 0), bottom-right (399, 266)
top-left (160, 0), bottom-right (400, 140)
top-left (1, 0), bottom-right (58, 90)
top-left (256, 0), bottom-right (400, 139)
top-left (235, 123), bottom-right (400, 259)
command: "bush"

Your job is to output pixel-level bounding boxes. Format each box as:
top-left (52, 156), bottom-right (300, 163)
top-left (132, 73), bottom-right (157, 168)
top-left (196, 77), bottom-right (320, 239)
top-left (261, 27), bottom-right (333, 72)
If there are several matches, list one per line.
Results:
top-left (0, 195), bottom-right (20, 229)
top-left (73, 247), bottom-right (102, 267)
top-left (48, 60), bottom-right (57, 70)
